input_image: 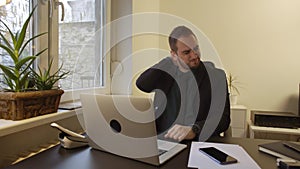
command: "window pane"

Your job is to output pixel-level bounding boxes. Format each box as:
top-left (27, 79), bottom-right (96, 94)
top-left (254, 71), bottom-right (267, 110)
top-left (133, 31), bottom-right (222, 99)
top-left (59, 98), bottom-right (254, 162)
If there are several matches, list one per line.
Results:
top-left (0, 0), bottom-right (30, 89)
top-left (58, 0), bottom-right (104, 90)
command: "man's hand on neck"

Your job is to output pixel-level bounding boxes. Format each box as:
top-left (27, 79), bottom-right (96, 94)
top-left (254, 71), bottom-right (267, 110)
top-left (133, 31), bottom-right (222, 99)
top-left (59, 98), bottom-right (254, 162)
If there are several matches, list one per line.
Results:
top-left (170, 55), bottom-right (190, 73)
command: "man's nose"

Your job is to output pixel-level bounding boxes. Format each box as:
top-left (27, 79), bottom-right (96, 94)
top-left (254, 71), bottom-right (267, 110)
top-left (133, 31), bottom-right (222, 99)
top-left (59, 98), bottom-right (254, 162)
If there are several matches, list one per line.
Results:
top-left (190, 49), bottom-right (199, 59)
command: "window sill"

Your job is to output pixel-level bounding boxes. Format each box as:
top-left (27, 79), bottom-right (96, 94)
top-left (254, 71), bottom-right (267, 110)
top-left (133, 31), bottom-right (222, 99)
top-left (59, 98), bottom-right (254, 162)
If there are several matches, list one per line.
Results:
top-left (0, 109), bottom-right (81, 137)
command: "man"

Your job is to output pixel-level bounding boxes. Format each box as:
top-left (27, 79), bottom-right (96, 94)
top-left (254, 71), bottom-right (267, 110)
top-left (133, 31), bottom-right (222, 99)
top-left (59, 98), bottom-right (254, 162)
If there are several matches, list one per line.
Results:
top-left (136, 26), bottom-right (230, 142)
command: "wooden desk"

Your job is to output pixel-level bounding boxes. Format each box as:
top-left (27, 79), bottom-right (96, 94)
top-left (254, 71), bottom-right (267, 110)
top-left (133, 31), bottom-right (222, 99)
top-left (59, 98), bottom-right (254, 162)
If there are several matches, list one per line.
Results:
top-left (3, 137), bottom-right (278, 169)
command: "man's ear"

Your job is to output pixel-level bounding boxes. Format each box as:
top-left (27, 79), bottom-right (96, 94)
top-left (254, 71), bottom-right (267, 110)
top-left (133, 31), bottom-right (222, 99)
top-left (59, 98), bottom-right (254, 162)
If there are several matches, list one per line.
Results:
top-left (170, 50), bottom-right (177, 59)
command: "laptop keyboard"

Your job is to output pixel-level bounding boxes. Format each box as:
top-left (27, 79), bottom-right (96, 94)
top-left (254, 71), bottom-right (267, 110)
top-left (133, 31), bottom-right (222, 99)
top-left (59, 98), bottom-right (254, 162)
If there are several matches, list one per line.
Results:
top-left (158, 149), bottom-right (167, 156)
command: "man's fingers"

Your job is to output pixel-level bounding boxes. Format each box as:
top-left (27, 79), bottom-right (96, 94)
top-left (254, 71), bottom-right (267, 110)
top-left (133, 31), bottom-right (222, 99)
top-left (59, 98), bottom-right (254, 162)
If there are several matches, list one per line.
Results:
top-left (164, 125), bottom-right (178, 138)
top-left (164, 124), bottom-right (189, 141)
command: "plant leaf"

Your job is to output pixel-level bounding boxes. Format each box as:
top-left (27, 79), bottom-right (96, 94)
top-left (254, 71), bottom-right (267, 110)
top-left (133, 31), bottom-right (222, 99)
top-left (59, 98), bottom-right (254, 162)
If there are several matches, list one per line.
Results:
top-left (0, 44), bottom-right (18, 63)
top-left (3, 75), bottom-right (15, 91)
top-left (35, 48), bottom-right (48, 58)
top-left (0, 30), bottom-right (12, 49)
top-left (31, 58), bottom-right (69, 90)
top-left (19, 58), bottom-right (35, 77)
top-left (19, 71), bottom-right (31, 89)
top-left (15, 56), bottom-right (37, 70)
top-left (19, 32), bottom-right (48, 56)
top-left (0, 64), bottom-right (17, 80)
top-left (15, 5), bottom-right (37, 52)
top-left (0, 19), bottom-right (16, 48)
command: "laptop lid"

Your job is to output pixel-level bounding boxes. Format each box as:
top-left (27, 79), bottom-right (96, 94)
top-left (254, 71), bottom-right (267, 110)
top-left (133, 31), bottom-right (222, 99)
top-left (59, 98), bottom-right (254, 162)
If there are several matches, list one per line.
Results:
top-left (80, 94), bottom-right (186, 165)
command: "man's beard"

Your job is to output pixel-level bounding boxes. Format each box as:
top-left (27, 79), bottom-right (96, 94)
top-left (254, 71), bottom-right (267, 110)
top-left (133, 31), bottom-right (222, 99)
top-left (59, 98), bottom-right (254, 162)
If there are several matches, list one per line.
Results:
top-left (188, 57), bottom-right (200, 68)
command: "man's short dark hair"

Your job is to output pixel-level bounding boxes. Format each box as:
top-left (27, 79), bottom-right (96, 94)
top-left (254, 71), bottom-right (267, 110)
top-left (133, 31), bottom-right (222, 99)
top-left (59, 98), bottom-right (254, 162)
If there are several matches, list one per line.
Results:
top-left (168, 26), bottom-right (196, 52)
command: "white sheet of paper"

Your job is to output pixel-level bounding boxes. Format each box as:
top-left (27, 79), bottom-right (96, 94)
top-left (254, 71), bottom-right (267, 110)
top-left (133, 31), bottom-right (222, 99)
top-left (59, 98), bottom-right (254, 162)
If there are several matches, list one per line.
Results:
top-left (188, 142), bottom-right (261, 169)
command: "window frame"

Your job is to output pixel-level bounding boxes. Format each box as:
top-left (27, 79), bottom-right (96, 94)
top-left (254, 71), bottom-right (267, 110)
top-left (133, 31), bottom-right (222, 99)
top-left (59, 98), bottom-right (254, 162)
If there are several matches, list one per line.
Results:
top-left (34, 0), bottom-right (111, 102)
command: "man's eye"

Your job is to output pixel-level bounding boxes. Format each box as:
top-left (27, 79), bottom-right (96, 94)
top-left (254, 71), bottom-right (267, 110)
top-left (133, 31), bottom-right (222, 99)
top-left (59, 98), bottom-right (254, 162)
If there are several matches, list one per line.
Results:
top-left (183, 51), bottom-right (190, 55)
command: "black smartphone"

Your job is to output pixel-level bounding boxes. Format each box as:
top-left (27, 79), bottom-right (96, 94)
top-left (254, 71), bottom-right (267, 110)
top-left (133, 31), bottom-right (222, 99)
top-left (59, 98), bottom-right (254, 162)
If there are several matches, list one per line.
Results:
top-left (199, 147), bottom-right (238, 165)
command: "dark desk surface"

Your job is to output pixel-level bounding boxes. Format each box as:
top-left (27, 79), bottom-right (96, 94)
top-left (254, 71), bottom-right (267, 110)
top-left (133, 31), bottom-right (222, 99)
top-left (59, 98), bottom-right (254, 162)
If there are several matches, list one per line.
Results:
top-left (4, 137), bottom-right (277, 169)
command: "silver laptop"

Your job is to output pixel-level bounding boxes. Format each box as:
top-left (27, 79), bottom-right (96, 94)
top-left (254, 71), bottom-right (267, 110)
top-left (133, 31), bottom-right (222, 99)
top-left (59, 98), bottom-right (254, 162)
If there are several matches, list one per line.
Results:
top-left (80, 93), bottom-right (187, 166)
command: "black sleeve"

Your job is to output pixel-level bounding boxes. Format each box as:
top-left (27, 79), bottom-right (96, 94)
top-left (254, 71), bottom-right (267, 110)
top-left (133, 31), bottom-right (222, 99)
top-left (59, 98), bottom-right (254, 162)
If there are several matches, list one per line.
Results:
top-left (136, 58), bottom-right (177, 93)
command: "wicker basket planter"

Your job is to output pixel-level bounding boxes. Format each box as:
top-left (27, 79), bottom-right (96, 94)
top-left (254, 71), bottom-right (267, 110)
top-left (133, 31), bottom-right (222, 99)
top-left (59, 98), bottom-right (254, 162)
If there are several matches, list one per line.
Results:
top-left (0, 89), bottom-right (64, 120)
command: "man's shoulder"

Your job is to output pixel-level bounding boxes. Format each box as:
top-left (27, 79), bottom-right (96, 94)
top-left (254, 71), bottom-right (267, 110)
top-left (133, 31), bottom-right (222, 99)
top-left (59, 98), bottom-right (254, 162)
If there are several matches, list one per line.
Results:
top-left (203, 61), bottom-right (215, 68)
top-left (156, 57), bottom-right (173, 66)
top-left (151, 57), bottom-right (176, 73)
top-left (203, 61), bottom-right (226, 77)
top-left (203, 61), bottom-right (224, 69)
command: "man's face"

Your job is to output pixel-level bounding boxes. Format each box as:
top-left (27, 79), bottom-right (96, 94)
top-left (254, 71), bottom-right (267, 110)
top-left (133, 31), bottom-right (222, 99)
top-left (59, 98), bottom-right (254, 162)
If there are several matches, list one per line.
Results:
top-left (172, 34), bottom-right (201, 69)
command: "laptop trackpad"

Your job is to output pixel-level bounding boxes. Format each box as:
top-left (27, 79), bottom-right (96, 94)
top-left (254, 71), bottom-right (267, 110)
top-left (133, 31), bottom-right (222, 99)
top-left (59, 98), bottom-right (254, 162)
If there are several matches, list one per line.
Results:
top-left (157, 139), bottom-right (187, 164)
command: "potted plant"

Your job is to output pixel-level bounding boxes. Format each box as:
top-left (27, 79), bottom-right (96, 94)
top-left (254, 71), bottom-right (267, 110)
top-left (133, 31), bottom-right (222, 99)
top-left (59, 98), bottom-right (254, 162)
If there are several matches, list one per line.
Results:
top-left (30, 59), bottom-right (69, 90)
top-left (227, 73), bottom-right (240, 105)
top-left (0, 6), bottom-right (68, 120)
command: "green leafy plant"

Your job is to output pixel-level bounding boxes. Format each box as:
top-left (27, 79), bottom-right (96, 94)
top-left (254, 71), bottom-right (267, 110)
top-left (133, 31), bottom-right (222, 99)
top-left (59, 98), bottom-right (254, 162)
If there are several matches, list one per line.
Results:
top-left (227, 73), bottom-right (240, 95)
top-left (0, 6), bottom-right (47, 92)
top-left (30, 59), bottom-right (69, 90)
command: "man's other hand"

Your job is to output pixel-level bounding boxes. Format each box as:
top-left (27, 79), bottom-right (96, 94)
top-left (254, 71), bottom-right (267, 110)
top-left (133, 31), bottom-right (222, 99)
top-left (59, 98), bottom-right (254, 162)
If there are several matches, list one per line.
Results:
top-left (164, 124), bottom-right (196, 142)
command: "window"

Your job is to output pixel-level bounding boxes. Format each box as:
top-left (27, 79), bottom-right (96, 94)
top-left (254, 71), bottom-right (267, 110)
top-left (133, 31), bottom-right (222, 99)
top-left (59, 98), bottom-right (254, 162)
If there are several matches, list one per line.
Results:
top-left (54, 0), bottom-right (109, 101)
top-left (0, 0), bottom-right (30, 89)
top-left (57, 0), bottom-right (106, 91)
top-left (0, 0), bottom-right (109, 101)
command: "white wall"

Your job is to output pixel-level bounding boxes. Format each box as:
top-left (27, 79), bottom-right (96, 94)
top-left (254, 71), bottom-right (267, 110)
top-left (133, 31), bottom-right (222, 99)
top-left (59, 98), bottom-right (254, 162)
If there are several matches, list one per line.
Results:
top-left (110, 0), bottom-right (133, 94)
top-left (132, 0), bottom-right (300, 114)
top-left (132, 0), bottom-right (161, 96)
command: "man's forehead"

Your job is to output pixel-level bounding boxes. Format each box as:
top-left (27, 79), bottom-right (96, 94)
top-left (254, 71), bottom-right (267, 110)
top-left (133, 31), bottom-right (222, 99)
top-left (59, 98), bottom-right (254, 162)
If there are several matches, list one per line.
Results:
top-left (177, 35), bottom-right (198, 49)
